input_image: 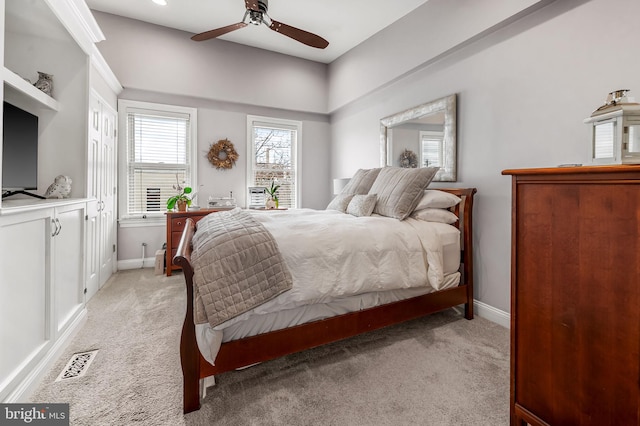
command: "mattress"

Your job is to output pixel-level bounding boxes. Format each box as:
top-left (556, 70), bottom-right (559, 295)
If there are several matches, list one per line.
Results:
top-left (195, 221), bottom-right (461, 365)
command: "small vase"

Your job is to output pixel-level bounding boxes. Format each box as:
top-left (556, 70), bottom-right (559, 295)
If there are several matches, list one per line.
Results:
top-left (265, 199), bottom-right (276, 209)
top-left (177, 199), bottom-right (188, 212)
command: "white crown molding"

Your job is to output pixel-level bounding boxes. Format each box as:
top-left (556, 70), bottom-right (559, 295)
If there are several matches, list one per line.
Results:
top-left (45, 0), bottom-right (105, 54)
top-left (91, 45), bottom-right (123, 95)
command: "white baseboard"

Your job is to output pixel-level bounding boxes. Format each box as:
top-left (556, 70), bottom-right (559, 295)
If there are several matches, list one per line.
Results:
top-left (474, 300), bottom-right (510, 329)
top-left (4, 309), bottom-right (87, 403)
top-left (117, 257), bottom-right (157, 270)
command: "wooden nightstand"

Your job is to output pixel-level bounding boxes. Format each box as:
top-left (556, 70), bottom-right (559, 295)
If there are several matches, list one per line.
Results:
top-left (165, 209), bottom-right (224, 276)
top-left (165, 207), bottom-right (290, 276)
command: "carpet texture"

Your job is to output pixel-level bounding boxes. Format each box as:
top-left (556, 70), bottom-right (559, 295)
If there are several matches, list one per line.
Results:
top-left (29, 269), bottom-right (510, 425)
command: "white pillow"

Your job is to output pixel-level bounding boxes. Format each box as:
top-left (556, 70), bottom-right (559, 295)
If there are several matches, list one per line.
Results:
top-left (326, 193), bottom-right (354, 213)
top-left (347, 194), bottom-right (377, 217)
top-left (414, 190), bottom-right (461, 211)
top-left (411, 208), bottom-right (458, 224)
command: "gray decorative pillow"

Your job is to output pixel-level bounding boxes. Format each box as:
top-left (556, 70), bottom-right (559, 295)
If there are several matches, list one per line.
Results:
top-left (326, 193), bottom-right (355, 213)
top-left (369, 167), bottom-right (439, 220)
top-left (340, 168), bottom-right (381, 195)
top-left (346, 194), bottom-right (377, 217)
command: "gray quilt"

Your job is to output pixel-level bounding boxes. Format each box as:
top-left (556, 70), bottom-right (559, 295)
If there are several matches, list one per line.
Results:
top-left (191, 208), bottom-right (293, 327)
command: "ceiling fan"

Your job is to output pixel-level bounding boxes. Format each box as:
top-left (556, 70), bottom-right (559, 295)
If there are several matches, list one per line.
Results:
top-left (191, 0), bottom-right (329, 49)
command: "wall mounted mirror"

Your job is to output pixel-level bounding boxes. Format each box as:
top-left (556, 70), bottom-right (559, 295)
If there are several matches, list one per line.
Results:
top-left (380, 94), bottom-right (457, 181)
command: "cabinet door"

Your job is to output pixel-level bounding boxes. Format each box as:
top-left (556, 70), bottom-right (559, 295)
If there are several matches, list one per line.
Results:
top-left (0, 209), bottom-right (53, 401)
top-left (53, 203), bottom-right (85, 335)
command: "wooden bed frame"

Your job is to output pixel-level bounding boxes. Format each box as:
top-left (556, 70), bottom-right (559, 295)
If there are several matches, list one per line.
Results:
top-left (174, 188), bottom-right (476, 413)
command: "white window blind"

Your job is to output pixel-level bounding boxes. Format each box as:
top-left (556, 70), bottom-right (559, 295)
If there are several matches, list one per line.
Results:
top-left (119, 101), bottom-right (197, 220)
top-left (629, 125), bottom-right (640, 154)
top-left (420, 130), bottom-right (443, 168)
top-left (247, 116), bottom-right (301, 208)
top-left (594, 121), bottom-right (615, 159)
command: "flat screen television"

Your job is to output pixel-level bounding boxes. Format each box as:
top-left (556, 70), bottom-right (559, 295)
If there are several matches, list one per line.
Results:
top-left (2, 101), bottom-right (44, 199)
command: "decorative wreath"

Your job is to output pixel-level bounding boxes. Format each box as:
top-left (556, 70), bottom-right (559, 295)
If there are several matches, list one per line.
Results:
top-left (207, 138), bottom-right (239, 170)
top-left (399, 149), bottom-right (418, 168)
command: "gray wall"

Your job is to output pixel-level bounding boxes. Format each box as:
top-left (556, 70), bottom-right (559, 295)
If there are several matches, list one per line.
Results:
top-left (95, 0), bottom-right (640, 314)
top-left (93, 12), bottom-right (328, 114)
top-left (329, 0), bottom-right (639, 313)
top-left (92, 12), bottom-right (331, 263)
top-left (327, 0), bottom-right (547, 112)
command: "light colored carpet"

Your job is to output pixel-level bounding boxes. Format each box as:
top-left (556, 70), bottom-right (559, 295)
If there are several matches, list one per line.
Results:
top-left (29, 269), bottom-right (510, 425)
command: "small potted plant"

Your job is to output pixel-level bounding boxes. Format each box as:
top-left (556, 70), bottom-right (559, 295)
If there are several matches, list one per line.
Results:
top-left (167, 181), bottom-right (192, 212)
top-left (265, 179), bottom-right (280, 209)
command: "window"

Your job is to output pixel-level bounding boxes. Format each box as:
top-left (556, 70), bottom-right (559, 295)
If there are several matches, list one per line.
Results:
top-left (420, 130), bottom-right (444, 168)
top-left (247, 116), bottom-right (301, 208)
top-left (593, 121), bottom-right (615, 159)
top-left (118, 100), bottom-right (197, 222)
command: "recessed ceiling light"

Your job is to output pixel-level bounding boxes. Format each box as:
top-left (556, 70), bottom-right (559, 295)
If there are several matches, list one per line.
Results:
top-left (152, 0), bottom-right (167, 5)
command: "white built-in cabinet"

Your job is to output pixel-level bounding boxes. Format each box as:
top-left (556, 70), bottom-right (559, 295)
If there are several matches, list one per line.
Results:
top-left (0, 202), bottom-right (85, 401)
top-left (0, 0), bottom-right (121, 402)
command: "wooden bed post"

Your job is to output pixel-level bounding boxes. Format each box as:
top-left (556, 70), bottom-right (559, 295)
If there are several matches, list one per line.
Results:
top-left (461, 188), bottom-right (476, 320)
top-left (173, 219), bottom-right (201, 414)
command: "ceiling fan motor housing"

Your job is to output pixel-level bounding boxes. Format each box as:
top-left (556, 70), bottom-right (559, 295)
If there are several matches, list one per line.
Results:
top-left (248, 0), bottom-right (268, 25)
top-left (255, 0), bottom-right (268, 13)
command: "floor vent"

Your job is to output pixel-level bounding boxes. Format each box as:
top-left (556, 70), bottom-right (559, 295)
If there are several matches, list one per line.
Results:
top-left (55, 350), bottom-right (98, 382)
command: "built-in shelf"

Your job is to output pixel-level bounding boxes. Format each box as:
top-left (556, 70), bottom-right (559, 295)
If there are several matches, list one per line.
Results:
top-left (0, 197), bottom-right (89, 215)
top-left (3, 67), bottom-right (59, 111)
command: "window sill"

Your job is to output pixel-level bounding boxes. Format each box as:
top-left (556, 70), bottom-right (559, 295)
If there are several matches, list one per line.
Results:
top-left (118, 216), bottom-right (165, 228)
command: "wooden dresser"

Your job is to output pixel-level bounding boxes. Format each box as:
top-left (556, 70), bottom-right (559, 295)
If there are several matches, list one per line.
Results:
top-left (165, 209), bottom-right (222, 276)
top-left (502, 165), bottom-right (640, 426)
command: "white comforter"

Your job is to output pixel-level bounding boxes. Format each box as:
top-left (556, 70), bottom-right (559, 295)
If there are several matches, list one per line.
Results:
top-left (196, 208), bottom-right (459, 364)
top-left (242, 208), bottom-right (451, 313)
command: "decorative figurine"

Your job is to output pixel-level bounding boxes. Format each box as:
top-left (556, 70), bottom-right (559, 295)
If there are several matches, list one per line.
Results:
top-left (44, 175), bottom-right (72, 199)
top-left (34, 71), bottom-right (53, 97)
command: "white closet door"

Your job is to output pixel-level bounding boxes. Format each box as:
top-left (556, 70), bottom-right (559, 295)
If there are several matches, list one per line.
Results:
top-left (85, 94), bottom-right (101, 301)
top-left (99, 101), bottom-right (117, 284)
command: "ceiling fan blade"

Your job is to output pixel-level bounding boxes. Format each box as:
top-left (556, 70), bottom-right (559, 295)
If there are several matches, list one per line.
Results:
top-left (244, 0), bottom-right (261, 11)
top-left (191, 22), bottom-right (248, 41)
top-left (268, 20), bottom-right (329, 49)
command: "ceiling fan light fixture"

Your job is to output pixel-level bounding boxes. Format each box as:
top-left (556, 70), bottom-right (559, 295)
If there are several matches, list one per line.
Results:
top-left (151, 0), bottom-right (167, 5)
top-left (248, 11), bottom-right (262, 25)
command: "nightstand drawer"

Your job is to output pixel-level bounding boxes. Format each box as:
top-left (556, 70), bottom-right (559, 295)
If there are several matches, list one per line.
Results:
top-left (165, 209), bottom-right (221, 276)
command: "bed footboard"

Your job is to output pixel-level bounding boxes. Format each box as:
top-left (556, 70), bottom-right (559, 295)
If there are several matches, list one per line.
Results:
top-left (173, 218), bottom-right (201, 413)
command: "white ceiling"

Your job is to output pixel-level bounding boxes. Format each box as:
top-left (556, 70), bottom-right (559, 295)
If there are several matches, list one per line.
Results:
top-left (85, 0), bottom-right (429, 64)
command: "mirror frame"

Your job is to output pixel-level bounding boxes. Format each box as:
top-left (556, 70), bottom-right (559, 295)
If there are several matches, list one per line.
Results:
top-left (380, 94), bottom-right (457, 182)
